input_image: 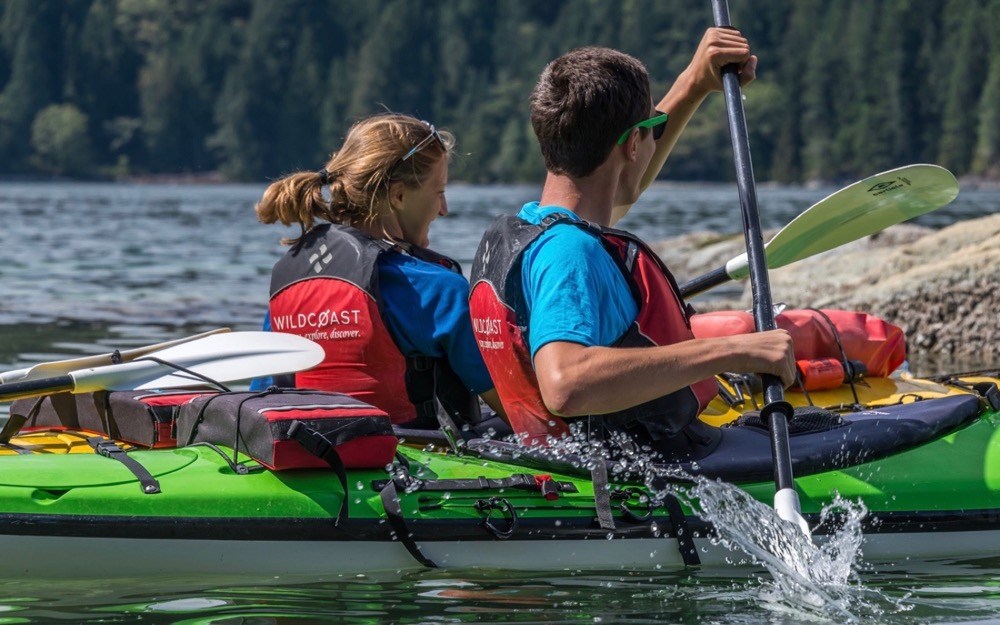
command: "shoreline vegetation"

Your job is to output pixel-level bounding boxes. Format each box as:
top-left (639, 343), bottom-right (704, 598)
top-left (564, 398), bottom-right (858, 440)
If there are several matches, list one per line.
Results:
top-left (661, 213), bottom-right (1000, 375)
top-left (3, 172), bottom-right (999, 189)
top-left (1, 1), bottom-right (998, 184)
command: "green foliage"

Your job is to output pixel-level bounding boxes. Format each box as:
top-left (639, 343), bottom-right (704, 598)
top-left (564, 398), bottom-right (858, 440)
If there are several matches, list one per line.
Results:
top-left (0, 0), bottom-right (998, 182)
top-left (973, 0), bottom-right (1000, 174)
top-left (30, 103), bottom-right (94, 175)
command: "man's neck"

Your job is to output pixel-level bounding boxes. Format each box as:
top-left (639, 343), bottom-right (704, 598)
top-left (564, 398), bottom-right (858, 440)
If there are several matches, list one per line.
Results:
top-left (538, 168), bottom-right (619, 227)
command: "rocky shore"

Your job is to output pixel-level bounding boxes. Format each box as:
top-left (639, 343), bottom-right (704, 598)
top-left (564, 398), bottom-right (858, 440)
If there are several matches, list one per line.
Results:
top-left (655, 213), bottom-right (1000, 375)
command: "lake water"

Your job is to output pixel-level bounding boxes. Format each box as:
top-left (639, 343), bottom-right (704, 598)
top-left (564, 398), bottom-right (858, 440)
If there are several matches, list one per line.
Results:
top-left (0, 181), bottom-right (998, 623)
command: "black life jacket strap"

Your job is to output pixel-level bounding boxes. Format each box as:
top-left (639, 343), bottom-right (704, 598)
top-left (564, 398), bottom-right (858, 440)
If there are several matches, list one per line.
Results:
top-left (407, 355), bottom-right (438, 426)
top-left (379, 480), bottom-right (438, 568)
top-left (87, 437), bottom-right (160, 495)
top-left (405, 355), bottom-right (478, 447)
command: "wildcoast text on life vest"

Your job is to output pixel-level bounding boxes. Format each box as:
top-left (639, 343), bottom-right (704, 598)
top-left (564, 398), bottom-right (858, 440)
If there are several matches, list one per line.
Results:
top-left (272, 309), bottom-right (363, 341)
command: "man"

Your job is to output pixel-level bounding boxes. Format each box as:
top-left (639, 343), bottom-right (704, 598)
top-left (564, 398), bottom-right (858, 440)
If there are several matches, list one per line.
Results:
top-left (469, 28), bottom-right (795, 460)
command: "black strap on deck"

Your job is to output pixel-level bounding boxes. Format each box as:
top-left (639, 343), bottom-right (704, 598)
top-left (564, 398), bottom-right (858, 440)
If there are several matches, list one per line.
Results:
top-left (0, 442), bottom-right (32, 455)
top-left (287, 421), bottom-right (350, 526)
top-left (371, 473), bottom-right (576, 498)
top-left (87, 437), bottom-right (160, 494)
top-left (379, 480), bottom-right (438, 568)
top-left (661, 494), bottom-right (701, 565)
top-left (588, 417), bottom-right (616, 530)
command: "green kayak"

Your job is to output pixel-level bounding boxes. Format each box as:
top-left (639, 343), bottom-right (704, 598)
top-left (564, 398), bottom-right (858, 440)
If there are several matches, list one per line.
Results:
top-left (0, 371), bottom-right (995, 579)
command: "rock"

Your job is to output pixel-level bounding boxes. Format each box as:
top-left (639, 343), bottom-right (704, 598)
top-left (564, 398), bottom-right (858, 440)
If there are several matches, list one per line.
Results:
top-left (663, 214), bottom-right (1000, 374)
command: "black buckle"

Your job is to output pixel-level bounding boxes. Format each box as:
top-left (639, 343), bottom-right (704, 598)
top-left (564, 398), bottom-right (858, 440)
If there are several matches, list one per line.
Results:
top-left (474, 497), bottom-right (518, 539)
top-left (611, 487), bottom-right (655, 523)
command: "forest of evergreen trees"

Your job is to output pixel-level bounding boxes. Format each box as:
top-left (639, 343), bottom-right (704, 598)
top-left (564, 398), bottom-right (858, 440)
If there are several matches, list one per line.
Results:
top-left (1, 0), bottom-right (998, 183)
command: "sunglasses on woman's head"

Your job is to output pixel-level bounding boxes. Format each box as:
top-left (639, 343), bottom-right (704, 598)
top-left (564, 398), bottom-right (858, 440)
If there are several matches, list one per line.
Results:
top-left (617, 111), bottom-right (669, 145)
top-left (400, 121), bottom-right (445, 162)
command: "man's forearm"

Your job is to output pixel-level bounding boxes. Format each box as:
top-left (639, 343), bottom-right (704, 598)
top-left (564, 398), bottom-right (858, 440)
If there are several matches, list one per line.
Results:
top-left (639, 70), bottom-right (712, 191)
top-left (533, 337), bottom-right (732, 417)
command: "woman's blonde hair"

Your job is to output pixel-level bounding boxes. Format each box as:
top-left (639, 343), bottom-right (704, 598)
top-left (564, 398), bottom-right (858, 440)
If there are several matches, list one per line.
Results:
top-left (256, 113), bottom-right (455, 245)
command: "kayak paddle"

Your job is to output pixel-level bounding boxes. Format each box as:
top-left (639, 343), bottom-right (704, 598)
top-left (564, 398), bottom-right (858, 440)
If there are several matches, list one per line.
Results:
top-left (679, 164), bottom-right (959, 297)
top-left (0, 331), bottom-right (323, 403)
top-left (712, 0), bottom-right (810, 535)
top-left (0, 327), bottom-right (232, 384)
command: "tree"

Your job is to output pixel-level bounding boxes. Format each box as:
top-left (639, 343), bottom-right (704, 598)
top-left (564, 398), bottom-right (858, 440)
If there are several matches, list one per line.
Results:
top-left (30, 104), bottom-right (94, 176)
top-left (73, 0), bottom-right (143, 165)
top-left (937, 0), bottom-right (986, 172)
top-left (0, 0), bottom-right (62, 169)
top-left (973, 0), bottom-right (1000, 174)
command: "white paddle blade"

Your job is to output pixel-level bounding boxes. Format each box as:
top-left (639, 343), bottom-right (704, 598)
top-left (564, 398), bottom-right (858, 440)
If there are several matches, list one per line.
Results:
top-left (726, 164), bottom-right (959, 280)
top-left (69, 332), bottom-right (323, 393)
top-left (0, 328), bottom-right (231, 384)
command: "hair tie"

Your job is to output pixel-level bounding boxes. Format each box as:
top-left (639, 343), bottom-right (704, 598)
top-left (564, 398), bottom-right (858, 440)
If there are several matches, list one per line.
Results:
top-left (317, 169), bottom-right (330, 185)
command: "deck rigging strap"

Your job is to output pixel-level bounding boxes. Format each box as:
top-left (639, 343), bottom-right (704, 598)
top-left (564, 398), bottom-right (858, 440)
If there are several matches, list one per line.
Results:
top-left (86, 437), bottom-right (160, 494)
top-left (661, 493), bottom-right (701, 566)
top-left (371, 473), bottom-right (577, 497)
top-left (286, 420), bottom-right (351, 526)
top-left (0, 442), bottom-right (32, 455)
top-left (0, 394), bottom-right (42, 444)
top-left (379, 480), bottom-right (438, 568)
top-left (612, 486), bottom-right (701, 565)
top-left (589, 417), bottom-right (616, 530)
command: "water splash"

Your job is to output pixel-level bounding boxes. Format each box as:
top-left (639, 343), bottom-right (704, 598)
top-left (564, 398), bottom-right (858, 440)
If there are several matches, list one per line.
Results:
top-left (661, 475), bottom-right (912, 622)
top-left (532, 422), bottom-right (912, 620)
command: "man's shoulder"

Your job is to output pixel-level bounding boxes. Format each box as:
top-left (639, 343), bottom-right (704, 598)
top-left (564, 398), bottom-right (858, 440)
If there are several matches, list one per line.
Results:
top-left (530, 219), bottom-right (603, 254)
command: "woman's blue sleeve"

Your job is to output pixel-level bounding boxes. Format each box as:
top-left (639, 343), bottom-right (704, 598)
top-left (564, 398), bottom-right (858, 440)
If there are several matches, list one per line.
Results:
top-left (248, 310), bottom-right (273, 391)
top-left (378, 256), bottom-right (495, 394)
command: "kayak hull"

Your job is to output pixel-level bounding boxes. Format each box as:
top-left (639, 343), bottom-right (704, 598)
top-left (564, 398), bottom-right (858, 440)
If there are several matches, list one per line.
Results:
top-left (0, 520), bottom-right (996, 578)
top-left (0, 373), bottom-right (995, 578)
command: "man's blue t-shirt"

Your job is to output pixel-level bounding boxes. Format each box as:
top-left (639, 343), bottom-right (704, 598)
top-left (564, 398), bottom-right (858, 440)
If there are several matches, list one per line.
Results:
top-left (251, 249), bottom-right (493, 394)
top-left (518, 203), bottom-right (638, 359)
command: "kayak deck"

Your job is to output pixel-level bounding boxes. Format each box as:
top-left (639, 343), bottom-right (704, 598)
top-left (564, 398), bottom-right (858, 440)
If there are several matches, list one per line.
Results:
top-left (0, 373), bottom-right (994, 577)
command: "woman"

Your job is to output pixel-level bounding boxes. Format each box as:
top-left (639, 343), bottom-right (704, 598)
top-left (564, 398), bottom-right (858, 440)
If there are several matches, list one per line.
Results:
top-left (254, 113), bottom-right (504, 428)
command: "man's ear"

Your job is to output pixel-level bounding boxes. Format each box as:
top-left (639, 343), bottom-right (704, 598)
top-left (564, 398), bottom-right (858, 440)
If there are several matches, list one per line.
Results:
top-left (623, 131), bottom-right (642, 162)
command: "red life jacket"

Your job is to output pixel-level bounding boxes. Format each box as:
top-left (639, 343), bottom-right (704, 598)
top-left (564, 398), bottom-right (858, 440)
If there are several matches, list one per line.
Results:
top-left (269, 223), bottom-right (477, 426)
top-left (469, 215), bottom-right (717, 447)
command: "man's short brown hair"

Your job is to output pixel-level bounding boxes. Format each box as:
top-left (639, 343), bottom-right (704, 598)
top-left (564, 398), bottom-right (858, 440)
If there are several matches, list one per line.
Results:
top-left (529, 47), bottom-right (651, 178)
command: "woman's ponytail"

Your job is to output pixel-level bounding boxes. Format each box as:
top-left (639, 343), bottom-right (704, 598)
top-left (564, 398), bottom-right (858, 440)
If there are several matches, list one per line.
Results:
top-left (256, 169), bottom-right (333, 245)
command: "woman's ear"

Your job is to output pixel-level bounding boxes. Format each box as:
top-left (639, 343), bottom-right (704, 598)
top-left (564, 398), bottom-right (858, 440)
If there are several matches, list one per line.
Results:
top-left (387, 180), bottom-right (406, 212)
